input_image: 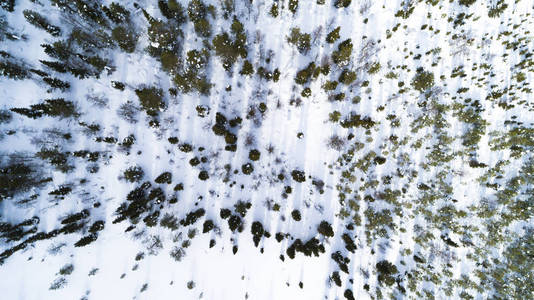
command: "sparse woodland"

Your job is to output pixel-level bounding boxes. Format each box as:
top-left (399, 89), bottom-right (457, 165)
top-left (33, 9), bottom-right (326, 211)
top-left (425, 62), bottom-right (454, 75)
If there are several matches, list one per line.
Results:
top-left (0, 0), bottom-right (533, 299)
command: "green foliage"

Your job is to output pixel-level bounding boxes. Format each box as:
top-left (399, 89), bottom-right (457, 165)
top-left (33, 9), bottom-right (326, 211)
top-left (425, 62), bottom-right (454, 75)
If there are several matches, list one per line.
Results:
top-left (241, 163), bottom-right (254, 175)
top-left (145, 14), bottom-right (183, 57)
top-left (368, 62), bottom-right (381, 74)
top-left (111, 81), bottom-right (125, 90)
top-left (269, 2), bottom-right (279, 18)
top-left (326, 26), bottom-right (341, 44)
top-left (411, 67), bottom-right (434, 92)
top-left (103, 2), bottom-right (130, 23)
top-left (198, 170), bottom-right (209, 180)
top-left (248, 149), bottom-right (260, 161)
top-left (301, 87), bottom-right (312, 97)
top-left (322, 80), bottom-right (338, 91)
top-left (291, 170), bottom-right (306, 182)
top-left (212, 18), bottom-right (247, 71)
top-left (11, 99), bottom-right (77, 119)
top-left (295, 62), bottom-right (319, 85)
top-left (219, 0), bottom-right (235, 19)
top-left (180, 208), bottom-right (205, 226)
top-left (173, 48), bottom-right (212, 95)
top-left (376, 260), bottom-right (398, 286)
top-left (334, 0), bottom-right (352, 8)
top-left (160, 51), bottom-right (180, 72)
top-left (394, 1), bottom-right (415, 19)
top-left (40, 41), bottom-right (112, 78)
top-left (287, 27), bottom-right (311, 54)
top-left (288, 0), bottom-right (298, 14)
top-left (488, 0), bottom-right (507, 18)
top-left (188, 0), bottom-right (207, 22)
top-left (329, 111), bottom-right (341, 122)
top-left (459, 0), bottom-right (477, 7)
top-left (339, 69), bottom-right (356, 85)
top-left (135, 87), bottom-right (165, 116)
top-left (340, 113), bottom-right (375, 129)
top-left (42, 77), bottom-right (70, 92)
top-left (332, 39), bottom-right (353, 66)
top-left (194, 18), bottom-right (212, 37)
top-left (0, 158), bottom-right (49, 199)
top-left (188, 0), bottom-right (211, 37)
top-left (112, 26), bottom-right (138, 53)
top-left (59, 264), bottom-right (74, 275)
top-left (158, 0), bottom-right (186, 23)
top-left (35, 148), bottom-right (73, 172)
top-left (240, 60), bottom-right (254, 76)
top-left (155, 172), bottom-right (172, 184)
top-left (0, 60), bottom-right (30, 80)
top-left (317, 221), bottom-right (334, 237)
top-left (23, 10), bottom-right (61, 37)
top-left (490, 126), bottom-right (534, 155)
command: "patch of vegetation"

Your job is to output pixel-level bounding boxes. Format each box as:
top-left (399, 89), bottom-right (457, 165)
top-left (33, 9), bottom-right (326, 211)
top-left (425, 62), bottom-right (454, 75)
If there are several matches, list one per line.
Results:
top-left (212, 17), bottom-right (247, 71)
top-left (155, 172), bottom-right (172, 184)
top-left (332, 39), bottom-right (353, 67)
top-left (326, 26), bottom-right (341, 44)
top-left (188, 0), bottom-right (212, 37)
top-left (23, 10), bottom-right (61, 36)
top-left (135, 86), bottom-right (165, 116)
top-left (287, 27), bottom-right (311, 54)
top-left (11, 99), bottom-right (78, 119)
top-left (411, 67), bottom-right (434, 93)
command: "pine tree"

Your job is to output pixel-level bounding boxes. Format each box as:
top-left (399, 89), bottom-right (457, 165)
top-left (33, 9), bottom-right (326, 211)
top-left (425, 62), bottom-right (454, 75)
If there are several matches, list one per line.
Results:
top-left (23, 10), bottom-right (61, 37)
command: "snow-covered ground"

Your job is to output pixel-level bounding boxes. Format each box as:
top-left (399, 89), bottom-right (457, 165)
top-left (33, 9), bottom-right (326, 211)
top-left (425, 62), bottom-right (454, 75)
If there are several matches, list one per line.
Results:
top-left (1, 0), bottom-right (533, 299)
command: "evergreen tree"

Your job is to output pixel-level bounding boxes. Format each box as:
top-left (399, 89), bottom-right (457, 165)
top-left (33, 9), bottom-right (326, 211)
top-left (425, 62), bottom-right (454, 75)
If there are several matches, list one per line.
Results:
top-left (23, 10), bottom-right (61, 37)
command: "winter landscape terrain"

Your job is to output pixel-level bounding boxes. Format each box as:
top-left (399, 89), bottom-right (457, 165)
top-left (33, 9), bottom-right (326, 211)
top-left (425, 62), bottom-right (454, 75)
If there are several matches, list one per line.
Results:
top-left (0, 0), bottom-right (533, 299)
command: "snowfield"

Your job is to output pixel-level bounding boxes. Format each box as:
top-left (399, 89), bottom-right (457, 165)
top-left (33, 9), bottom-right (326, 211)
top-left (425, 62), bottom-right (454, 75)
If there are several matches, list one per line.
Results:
top-left (0, 0), bottom-right (533, 299)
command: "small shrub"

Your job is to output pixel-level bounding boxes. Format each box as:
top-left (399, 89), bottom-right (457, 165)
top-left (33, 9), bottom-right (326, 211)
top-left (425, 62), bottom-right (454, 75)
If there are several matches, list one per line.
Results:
top-left (291, 170), bottom-right (306, 182)
top-left (269, 3), bottom-right (279, 17)
top-left (295, 62), bottom-right (318, 85)
top-left (328, 135), bottom-right (345, 150)
top-left (301, 87), bottom-right (312, 97)
top-left (411, 67), bottom-right (434, 92)
top-left (291, 210), bottom-right (302, 221)
top-left (248, 149), bottom-right (261, 161)
top-left (459, 0), bottom-right (477, 6)
top-left (326, 26), bottom-right (341, 43)
top-left (317, 221), bottom-right (334, 237)
top-left (368, 62), bottom-right (381, 74)
top-left (135, 87), bottom-right (165, 115)
top-left (124, 166), bottom-right (144, 182)
top-left (155, 172), bottom-right (172, 184)
top-left (242, 163), bottom-right (254, 175)
top-left (376, 260), bottom-right (398, 286)
top-left (334, 0), bottom-right (352, 8)
top-left (198, 170), bottom-right (209, 180)
top-left (339, 69), bottom-right (356, 85)
top-left (288, 0), bottom-right (298, 14)
top-left (240, 60), bottom-right (254, 76)
top-left (287, 27), bottom-right (311, 54)
top-left (332, 39), bottom-right (353, 66)
top-left (323, 80), bottom-right (338, 91)
top-left (59, 264), bottom-right (74, 275)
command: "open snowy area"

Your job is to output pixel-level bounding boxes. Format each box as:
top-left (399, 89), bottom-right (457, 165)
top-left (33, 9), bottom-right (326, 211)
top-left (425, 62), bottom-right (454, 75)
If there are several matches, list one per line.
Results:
top-left (0, 0), bottom-right (533, 299)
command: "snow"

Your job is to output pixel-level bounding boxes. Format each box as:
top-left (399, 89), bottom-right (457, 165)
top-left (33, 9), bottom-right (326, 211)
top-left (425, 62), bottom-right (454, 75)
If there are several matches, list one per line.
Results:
top-left (1, 0), bottom-right (533, 299)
